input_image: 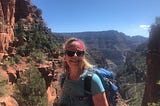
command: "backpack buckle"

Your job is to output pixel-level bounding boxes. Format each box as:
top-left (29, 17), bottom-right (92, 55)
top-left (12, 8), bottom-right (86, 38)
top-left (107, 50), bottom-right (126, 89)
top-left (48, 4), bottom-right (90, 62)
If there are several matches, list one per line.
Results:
top-left (79, 96), bottom-right (88, 101)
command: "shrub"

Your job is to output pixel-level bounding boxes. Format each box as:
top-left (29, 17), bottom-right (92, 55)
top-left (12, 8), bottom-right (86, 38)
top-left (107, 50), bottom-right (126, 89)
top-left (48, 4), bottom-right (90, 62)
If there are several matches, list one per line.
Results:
top-left (0, 74), bottom-right (10, 96)
top-left (14, 66), bottom-right (48, 106)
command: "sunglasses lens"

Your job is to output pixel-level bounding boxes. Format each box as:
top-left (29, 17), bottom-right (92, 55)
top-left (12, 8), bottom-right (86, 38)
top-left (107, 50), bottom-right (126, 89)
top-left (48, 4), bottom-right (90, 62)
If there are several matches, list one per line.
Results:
top-left (66, 51), bottom-right (75, 57)
top-left (66, 50), bottom-right (84, 57)
top-left (76, 51), bottom-right (84, 56)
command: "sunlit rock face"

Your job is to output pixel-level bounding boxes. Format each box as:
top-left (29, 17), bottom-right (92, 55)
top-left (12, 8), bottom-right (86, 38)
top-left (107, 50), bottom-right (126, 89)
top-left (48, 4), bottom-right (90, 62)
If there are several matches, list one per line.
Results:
top-left (0, 0), bottom-right (37, 61)
top-left (0, 0), bottom-right (15, 53)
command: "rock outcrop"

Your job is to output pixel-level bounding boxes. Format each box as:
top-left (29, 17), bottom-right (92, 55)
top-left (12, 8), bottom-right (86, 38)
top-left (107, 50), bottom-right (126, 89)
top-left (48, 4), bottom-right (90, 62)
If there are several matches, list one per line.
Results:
top-left (0, 0), bottom-right (16, 61)
top-left (142, 23), bottom-right (160, 105)
top-left (0, 0), bottom-right (42, 62)
top-left (15, 0), bottom-right (42, 23)
top-left (0, 0), bottom-right (50, 105)
top-left (0, 95), bottom-right (19, 106)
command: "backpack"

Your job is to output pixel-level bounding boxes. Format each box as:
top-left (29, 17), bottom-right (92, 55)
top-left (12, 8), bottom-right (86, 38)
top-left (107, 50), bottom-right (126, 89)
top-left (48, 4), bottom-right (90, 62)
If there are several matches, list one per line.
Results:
top-left (84, 67), bottom-right (119, 106)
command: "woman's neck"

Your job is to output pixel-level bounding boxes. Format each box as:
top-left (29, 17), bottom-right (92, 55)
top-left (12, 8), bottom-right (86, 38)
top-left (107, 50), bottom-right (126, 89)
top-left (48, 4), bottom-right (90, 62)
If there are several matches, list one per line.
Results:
top-left (69, 67), bottom-right (83, 80)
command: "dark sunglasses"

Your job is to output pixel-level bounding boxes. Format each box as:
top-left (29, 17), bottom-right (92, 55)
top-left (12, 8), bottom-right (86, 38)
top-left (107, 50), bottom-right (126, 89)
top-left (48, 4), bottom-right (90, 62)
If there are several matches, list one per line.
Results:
top-left (65, 50), bottom-right (85, 57)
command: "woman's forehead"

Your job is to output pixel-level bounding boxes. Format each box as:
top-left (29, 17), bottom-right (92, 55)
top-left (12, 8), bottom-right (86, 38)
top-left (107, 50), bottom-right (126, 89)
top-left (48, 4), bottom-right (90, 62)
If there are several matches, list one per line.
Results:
top-left (66, 41), bottom-right (85, 51)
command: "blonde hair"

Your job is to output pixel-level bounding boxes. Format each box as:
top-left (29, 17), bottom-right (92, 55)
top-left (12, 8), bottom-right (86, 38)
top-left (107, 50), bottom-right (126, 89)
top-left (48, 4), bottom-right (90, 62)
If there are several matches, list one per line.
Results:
top-left (63, 37), bottom-right (93, 75)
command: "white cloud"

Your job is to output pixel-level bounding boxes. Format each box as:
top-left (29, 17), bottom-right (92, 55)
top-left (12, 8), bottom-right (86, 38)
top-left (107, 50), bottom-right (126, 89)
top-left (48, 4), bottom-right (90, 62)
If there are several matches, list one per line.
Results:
top-left (139, 25), bottom-right (150, 29)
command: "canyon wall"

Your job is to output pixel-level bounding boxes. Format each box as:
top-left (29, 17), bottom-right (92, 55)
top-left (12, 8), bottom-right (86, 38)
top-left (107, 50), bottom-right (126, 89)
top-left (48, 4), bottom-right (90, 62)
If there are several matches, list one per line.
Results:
top-left (142, 23), bottom-right (160, 105)
top-left (0, 0), bottom-right (15, 60)
top-left (0, 0), bottom-right (39, 62)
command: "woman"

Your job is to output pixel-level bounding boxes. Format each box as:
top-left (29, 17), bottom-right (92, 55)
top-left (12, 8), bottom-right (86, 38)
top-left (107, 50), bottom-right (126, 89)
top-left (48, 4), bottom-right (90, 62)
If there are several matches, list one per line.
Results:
top-left (60, 37), bottom-right (109, 106)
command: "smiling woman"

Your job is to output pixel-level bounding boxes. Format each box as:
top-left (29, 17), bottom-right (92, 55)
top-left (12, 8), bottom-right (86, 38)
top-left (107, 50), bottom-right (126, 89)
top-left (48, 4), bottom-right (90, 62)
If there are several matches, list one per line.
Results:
top-left (58, 37), bottom-right (109, 106)
top-left (63, 37), bottom-right (90, 77)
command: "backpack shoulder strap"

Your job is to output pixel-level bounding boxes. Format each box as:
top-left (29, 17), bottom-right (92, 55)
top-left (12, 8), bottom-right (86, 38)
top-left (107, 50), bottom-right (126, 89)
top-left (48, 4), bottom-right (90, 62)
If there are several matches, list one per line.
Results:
top-left (84, 72), bottom-right (92, 95)
top-left (84, 68), bottom-right (96, 95)
top-left (60, 72), bottom-right (66, 88)
top-left (84, 71), bottom-right (94, 105)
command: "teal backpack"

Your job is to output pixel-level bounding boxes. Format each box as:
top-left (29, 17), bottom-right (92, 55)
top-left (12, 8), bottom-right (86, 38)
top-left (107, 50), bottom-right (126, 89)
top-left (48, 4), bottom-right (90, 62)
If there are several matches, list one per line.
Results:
top-left (84, 67), bottom-right (118, 106)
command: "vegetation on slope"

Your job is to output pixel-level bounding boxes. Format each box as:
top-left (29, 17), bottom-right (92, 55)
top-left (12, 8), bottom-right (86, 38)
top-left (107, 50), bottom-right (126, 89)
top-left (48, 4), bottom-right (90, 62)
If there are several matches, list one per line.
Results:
top-left (13, 66), bottom-right (48, 106)
top-left (117, 42), bottom-right (147, 105)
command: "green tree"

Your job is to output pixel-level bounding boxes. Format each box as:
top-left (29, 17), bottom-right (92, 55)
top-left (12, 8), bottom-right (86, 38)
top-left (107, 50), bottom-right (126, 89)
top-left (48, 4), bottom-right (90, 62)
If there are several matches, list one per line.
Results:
top-left (14, 19), bottom-right (58, 56)
top-left (14, 66), bottom-right (48, 106)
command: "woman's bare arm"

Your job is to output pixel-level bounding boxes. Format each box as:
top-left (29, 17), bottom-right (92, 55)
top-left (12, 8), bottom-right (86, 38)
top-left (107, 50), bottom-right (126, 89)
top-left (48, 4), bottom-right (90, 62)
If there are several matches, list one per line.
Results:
top-left (92, 92), bottom-right (109, 106)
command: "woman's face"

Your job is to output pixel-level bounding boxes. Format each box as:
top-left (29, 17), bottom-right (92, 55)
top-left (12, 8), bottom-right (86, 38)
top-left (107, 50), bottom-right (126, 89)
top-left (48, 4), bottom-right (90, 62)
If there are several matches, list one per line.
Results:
top-left (65, 41), bottom-right (85, 68)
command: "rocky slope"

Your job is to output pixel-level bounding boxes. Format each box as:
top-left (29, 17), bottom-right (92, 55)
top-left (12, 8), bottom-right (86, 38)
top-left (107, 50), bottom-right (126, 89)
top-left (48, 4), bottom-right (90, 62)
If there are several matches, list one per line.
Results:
top-left (0, 0), bottom-right (61, 105)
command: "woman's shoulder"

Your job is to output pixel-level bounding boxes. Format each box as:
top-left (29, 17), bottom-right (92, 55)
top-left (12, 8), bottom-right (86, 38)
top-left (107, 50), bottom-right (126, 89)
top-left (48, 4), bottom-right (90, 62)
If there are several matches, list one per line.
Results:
top-left (82, 68), bottom-right (100, 79)
top-left (84, 68), bottom-right (105, 94)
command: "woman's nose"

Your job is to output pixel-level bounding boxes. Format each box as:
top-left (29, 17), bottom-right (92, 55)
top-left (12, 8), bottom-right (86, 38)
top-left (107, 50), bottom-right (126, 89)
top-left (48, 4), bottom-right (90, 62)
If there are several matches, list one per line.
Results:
top-left (74, 52), bottom-right (77, 56)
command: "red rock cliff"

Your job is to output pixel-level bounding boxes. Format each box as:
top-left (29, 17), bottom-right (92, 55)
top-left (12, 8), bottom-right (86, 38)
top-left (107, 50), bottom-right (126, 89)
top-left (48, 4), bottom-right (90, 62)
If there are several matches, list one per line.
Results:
top-left (0, 0), bottom-right (15, 53)
top-left (0, 0), bottom-right (40, 62)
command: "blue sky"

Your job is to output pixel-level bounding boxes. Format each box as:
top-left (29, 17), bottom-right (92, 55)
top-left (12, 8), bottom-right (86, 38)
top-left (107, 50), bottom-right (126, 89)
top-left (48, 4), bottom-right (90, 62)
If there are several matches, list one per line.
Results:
top-left (32, 0), bottom-right (160, 37)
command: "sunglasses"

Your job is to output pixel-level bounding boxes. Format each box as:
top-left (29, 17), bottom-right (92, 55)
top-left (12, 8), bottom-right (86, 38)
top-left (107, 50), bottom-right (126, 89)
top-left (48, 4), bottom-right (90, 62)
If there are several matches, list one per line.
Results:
top-left (65, 50), bottom-right (85, 57)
